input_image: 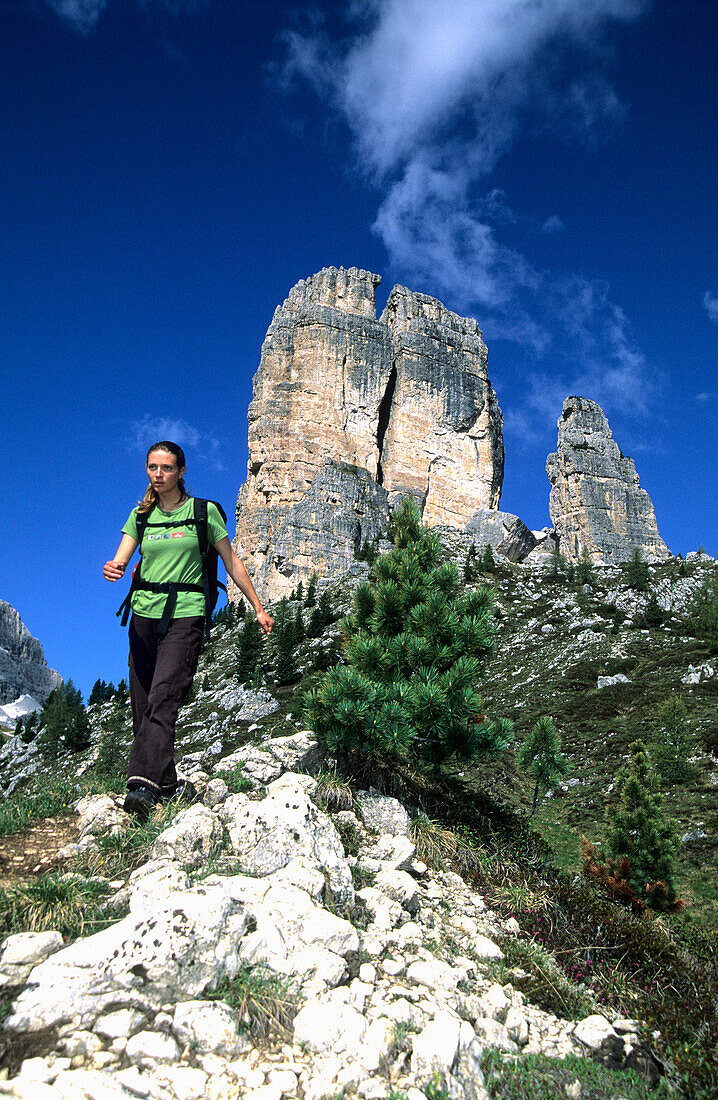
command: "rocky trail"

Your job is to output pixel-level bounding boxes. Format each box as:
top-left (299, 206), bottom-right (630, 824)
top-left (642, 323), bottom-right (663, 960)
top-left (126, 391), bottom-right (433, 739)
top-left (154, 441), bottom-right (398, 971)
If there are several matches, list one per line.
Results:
top-left (0, 727), bottom-right (658, 1100)
top-left (0, 817), bottom-right (78, 888)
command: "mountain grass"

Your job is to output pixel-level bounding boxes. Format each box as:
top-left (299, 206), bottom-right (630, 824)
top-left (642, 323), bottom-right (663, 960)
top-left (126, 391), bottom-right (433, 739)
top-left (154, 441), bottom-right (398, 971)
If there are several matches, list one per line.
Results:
top-left (206, 966), bottom-right (297, 1044)
top-left (0, 777), bottom-right (82, 838)
top-left (0, 872), bottom-right (116, 940)
top-left (481, 1049), bottom-right (672, 1100)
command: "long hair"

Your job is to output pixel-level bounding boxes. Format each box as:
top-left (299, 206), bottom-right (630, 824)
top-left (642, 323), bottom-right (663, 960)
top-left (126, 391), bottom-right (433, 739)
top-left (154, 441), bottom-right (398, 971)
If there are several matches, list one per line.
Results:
top-left (136, 440), bottom-right (188, 513)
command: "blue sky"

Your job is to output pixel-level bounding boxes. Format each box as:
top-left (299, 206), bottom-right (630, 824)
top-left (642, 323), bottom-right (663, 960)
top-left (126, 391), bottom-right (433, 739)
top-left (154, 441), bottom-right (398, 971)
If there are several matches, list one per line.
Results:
top-left (1, 0), bottom-right (716, 698)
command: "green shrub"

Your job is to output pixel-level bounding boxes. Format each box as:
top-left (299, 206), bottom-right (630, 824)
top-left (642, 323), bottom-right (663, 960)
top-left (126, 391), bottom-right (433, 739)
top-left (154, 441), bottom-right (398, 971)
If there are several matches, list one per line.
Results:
top-left (88, 679), bottom-right (115, 705)
top-left (307, 591), bottom-right (333, 638)
top-left (574, 551), bottom-right (597, 587)
top-left (463, 543), bottom-right (477, 582)
top-left (17, 713), bottom-right (39, 744)
top-left (548, 542), bottom-right (568, 580)
top-left (304, 498), bottom-right (512, 771)
top-left (224, 761), bottom-right (254, 794)
top-left (495, 935), bottom-right (596, 1021)
top-left (479, 544), bottom-right (496, 573)
top-left (633, 593), bottom-right (664, 628)
top-left (114, 679), bottom-right (129, 706)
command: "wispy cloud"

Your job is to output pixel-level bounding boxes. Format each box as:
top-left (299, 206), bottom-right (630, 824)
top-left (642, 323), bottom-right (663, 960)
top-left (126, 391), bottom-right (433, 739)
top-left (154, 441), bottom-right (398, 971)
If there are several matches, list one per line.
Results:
top-left (542, 215), bottom-right (564, 234)
top-left (45, 0), bottom-right (107, 34)
top-left (282, 0), bottom-right (652, 433)
top-left (696, 392), bottom-right (718, 403)
top-left (44, 0), bottom-right (209, 34)
top-left (703, 291), bottom-right (718, 322)
top-left (128, 415), bottom-right (224, 471)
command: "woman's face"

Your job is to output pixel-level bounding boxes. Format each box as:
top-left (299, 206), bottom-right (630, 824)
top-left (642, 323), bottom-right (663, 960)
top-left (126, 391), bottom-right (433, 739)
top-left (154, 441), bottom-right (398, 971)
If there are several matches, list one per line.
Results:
top-left (146, 449), bottom-right (184, 497)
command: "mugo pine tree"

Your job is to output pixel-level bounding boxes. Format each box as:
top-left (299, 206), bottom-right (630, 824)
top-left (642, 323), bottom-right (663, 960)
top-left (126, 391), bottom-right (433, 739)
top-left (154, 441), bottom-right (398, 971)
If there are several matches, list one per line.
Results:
top-left (583, 739), bottom-right (681, 913)
top-left (304, 497), bottom-right (512, 771)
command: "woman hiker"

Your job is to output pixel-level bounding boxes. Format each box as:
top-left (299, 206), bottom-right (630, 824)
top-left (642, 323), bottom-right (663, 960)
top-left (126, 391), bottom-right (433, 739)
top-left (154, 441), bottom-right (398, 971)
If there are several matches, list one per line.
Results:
top-left (103, 439), bottom-right (273, 819)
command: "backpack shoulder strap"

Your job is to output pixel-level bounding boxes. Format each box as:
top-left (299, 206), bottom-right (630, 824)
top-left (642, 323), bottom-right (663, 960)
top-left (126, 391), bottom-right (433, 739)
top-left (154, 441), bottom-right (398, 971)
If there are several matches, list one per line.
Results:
top-left (194, 498), bottom-right (209, 556)
top-left (134, 505), bottom-right (152, 548)
top-left (193, 499), bottom-right (227, 554)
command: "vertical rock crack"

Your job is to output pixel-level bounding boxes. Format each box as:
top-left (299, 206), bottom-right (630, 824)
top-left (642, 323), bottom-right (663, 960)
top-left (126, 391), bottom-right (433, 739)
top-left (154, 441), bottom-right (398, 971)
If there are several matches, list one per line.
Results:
top-left (375, 363), bottom-right (397, 487)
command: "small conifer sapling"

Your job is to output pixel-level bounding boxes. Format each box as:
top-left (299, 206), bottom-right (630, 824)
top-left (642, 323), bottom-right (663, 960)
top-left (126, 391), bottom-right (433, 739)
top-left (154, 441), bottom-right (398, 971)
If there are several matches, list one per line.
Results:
top-left (95, 696), bottom-right (127, 782)
top-left (583, 739), bottom-right (681, 912)
top-left (519, 716), bottom-right (568, 817)
top-left (626, 548), bottom-right (650, 591)
top-left (650, 694), bottom-right (696, 785)
top-left (479, 544), bottom-right (496, 574)
top-left (273, 597), bottom-right (299, 685)
top-left (237, 617), bottom-right (263, 685)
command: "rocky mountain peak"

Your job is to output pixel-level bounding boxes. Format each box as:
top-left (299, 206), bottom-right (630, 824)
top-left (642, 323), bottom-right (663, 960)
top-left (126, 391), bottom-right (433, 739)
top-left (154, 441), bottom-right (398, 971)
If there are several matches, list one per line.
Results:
top-left (274, 265), bottom-right (382, 320)
top-left (546, 395), bottom-right (670, 563)
top-left (0, 600), bottom-right (61, 708)
top-left (380, 283), bottom-right (485, 341)
top-left (233, 267), bottom-right (504, 602)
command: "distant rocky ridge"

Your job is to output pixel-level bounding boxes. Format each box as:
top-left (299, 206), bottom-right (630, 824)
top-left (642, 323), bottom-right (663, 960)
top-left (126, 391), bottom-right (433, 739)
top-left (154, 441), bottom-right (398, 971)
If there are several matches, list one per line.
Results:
top-left (233, 267), bottom-right (504, 601)
top-left (0, 694), bottom-right (43, 730)
top-left (0, 601), bottom-right (61, 710)
top-left (232, 268), bottom-right (670, 602)
top-left (547, 397), bottom-right (670, 564)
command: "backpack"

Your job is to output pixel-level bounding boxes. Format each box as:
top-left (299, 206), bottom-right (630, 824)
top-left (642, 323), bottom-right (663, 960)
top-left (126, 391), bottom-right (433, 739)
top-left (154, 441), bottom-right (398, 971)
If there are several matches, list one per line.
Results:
top-left (116, 498), bottom-right (227, 640)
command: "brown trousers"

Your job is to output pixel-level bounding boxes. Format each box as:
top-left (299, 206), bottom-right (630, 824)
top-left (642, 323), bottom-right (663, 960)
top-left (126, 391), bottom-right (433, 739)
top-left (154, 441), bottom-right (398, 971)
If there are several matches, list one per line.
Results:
top-left (127, 614), bottom-right (204, 793)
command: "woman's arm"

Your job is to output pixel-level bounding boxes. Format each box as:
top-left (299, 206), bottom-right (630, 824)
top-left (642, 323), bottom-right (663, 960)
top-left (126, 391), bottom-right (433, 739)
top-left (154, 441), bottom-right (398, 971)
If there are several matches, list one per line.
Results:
top-left (215, 537), bottom-right (273, 634)
top-left (103, 534), bottom-right (139, 582)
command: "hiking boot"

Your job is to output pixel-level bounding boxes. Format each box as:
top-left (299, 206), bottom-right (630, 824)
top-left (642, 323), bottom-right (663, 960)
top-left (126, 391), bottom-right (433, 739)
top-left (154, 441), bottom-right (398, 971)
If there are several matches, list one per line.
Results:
top-left (160, 779), bottom-right (198, 805)
top-left (123, 785), bottom-right (159, 822)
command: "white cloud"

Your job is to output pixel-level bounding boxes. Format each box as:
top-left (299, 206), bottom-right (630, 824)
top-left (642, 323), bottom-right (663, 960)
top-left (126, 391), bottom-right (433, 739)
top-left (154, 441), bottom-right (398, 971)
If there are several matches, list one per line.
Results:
top-left (129, 416), bottom-right (200, 453)
top-left (127, 415), bottom-right (224, 471)
top-left (45, 0), bottom-right (107, 34)
top-left (44, 0), bottom-right (208, 34)
top-left (542, 215), bottom-right (564, 233)
top-left (293, 0), bottom-right (646, 180)
top-left (703, 291), bottom-right (718, 322)
top-left (283, 0), bottom-right (653, 429)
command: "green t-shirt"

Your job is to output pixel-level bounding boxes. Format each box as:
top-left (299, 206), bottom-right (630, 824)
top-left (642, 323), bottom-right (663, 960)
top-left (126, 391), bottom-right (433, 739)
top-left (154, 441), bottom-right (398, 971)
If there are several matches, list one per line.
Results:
top-left (122, 499), bottom-right (228, 619)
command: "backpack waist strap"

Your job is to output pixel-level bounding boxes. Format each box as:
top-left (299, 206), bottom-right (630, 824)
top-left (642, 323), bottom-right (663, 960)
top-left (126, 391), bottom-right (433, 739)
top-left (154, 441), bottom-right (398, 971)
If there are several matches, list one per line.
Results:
top-left (116, 578), bottom-right (205, 635)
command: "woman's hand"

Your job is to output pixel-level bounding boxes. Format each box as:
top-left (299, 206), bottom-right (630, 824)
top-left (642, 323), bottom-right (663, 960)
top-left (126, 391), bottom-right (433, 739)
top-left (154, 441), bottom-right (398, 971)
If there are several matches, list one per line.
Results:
top-left (103, 560), bottom-right (127, 582)
top-left (215, 537), bottom-right (274, 634)
top-left (256, 609), bottom-right (274, 635)
top-left (104, 535), bottom-right (137, 582)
